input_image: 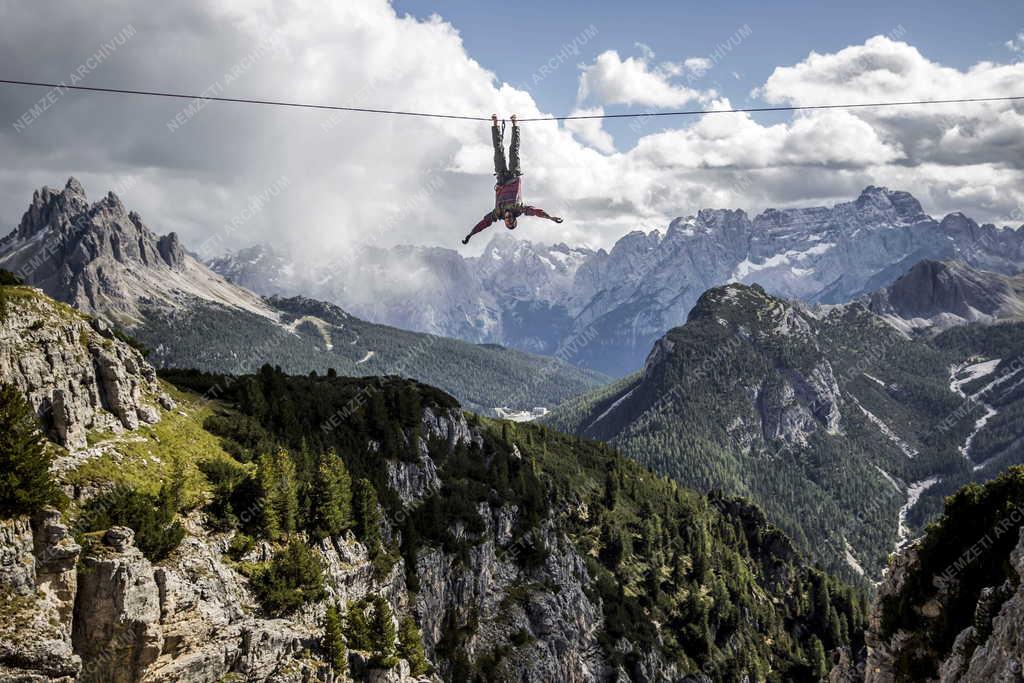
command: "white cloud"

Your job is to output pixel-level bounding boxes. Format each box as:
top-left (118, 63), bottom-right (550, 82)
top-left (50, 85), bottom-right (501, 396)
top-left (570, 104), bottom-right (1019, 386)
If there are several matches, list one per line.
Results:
top-left (0, 10), bottom-right (1021, 267)
top-left (563, 107), bottom-right (616, 154)
top-left (754, 35), bottom-right (1024, 169)
top-left (683, 57), bottom-right (713, 77)
top-left (1007, 32), bottom-right (1024, 54)
top-left (576, 49), bottom-right (708, 108)
top-left (635, 42), bottom-right (656, 61)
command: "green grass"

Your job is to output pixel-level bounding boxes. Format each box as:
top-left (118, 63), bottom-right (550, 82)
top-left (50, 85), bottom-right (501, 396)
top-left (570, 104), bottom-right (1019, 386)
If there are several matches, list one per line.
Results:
top-left (66, 382), bottom-right (243, 507)
top-left (2, 285), bottom-right (84, 322)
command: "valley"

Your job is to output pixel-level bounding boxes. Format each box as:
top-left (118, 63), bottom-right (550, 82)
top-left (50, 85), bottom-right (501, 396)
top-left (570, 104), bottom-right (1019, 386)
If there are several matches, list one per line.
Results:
top-left (3, 4), bottom-right (1023, 680)
top-left (1, 179), bottom-right (1022, 682)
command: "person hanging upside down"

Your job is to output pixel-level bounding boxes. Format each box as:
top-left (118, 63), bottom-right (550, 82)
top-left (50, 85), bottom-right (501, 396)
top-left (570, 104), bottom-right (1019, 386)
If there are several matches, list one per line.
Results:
top-left (462, 114), bottom-right (563, 245)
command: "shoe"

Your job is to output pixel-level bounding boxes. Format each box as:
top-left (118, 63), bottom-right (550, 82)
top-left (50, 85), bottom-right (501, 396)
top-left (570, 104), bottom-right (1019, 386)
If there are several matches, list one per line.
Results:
top-left (462, 236), bottom-right (470, 245)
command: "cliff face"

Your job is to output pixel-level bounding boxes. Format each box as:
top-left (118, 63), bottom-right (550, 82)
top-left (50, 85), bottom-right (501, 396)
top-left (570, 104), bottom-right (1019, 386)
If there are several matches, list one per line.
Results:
top-left (864, 527), bottom-right (1024, 682)
top-left (398, 409), bottom-right (625, 683)
top-left (0, 403), bottom-right (648, 683)
top-left (0, 286), bottom-right (169, 450)
top-left (861, 465), bottom-right (1024, 683)
top-left (0, 510), bottom-right (81, 682)
top-left (0, 285), bottom-right (863, 682)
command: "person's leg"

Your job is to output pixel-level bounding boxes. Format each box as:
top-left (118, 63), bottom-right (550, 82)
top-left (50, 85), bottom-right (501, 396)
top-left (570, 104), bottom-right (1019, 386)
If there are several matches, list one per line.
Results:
top-left (492, 123), bottom-right (509, 181)
top-left (509, 121), bottom-right (521, 176)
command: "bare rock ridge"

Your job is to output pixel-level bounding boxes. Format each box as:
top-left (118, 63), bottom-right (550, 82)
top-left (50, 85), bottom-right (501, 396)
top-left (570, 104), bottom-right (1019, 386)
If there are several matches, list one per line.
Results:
top-left (0, 286), bottom-right (169, 450)
top-left (0, 177), bottom-right (275, 321)
top-left (863, 526), bottom-right (1024, 682)
top-left (867, 258), bottom-right (1024, 332)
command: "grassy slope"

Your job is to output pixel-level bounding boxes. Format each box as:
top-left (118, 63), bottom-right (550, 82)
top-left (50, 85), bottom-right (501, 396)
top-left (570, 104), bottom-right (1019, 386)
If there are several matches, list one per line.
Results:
top-left (66, 382), bottom-right (241, 507)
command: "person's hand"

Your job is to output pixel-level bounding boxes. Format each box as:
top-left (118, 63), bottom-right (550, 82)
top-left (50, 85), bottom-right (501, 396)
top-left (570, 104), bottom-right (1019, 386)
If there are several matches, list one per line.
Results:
top-left (553, 216), bottom-right (563, 224)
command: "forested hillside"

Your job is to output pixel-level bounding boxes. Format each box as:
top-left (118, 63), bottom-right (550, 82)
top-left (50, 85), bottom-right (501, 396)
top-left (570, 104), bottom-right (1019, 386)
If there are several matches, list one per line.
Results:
top-left (865, 466), bottom-right (1024, 681)
top-left (0, 279), bottom-right (870, 681)
top-left (543, 283), bottom-right (1023, 583)
top-left (135, 293), bottom-right (608, 416)
top-left (162, 365), bottom-right (868, 680)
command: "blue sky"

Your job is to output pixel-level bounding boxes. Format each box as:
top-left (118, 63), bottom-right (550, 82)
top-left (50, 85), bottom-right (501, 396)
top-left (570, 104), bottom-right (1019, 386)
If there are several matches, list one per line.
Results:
top-left (395, 0), bottom-right (1022, 144)
top-left (0, 0), bottom-right (1021, 255)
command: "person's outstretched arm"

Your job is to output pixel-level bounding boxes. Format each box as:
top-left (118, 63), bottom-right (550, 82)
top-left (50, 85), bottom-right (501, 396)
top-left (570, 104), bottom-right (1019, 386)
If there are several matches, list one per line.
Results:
top-left (463, 212), bottom-right (497, 244)
top-left (522, 206), bottom-right (563, 223)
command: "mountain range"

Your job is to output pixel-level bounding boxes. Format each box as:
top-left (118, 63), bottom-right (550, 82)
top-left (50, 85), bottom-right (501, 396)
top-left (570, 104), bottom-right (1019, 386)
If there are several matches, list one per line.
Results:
top-left (0, 179), bottom-right (607, 415)
top-left (0, 279), bottom-right (867, 681)
top-left (4, 240), bottom-right (1024, 683)
top-left (542, 271), bottom-right (1024, 584)
top-left (209, 186), bottom-right (1024, 376)
top-left (3, 177), bottom-right (1024, 681)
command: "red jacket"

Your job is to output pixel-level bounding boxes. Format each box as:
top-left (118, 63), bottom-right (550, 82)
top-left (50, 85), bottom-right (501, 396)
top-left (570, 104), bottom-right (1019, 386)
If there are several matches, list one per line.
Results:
top-left (495, 177), bottom-right (523, 212)
top-left (466, 178), bottom-right (558, 239)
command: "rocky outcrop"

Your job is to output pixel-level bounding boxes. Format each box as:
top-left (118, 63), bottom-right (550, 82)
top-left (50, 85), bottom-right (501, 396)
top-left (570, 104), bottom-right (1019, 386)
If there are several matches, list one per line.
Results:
top-left (0, 286), bottom-right (165, 450)
top-left (0, 511), bottom-right (82, 682)
top-left (863, 545), bottom-right (918, 683)
top-left (67, 521), bottom-right (334, 683)
top-left (867, 259), bottom-right (1024, 333)
top-left (942, 526), bottom-right (1024, 682)
top-left (73, 527), bottom-right (164, 683)
top-left (400, 407), bottom-right (686, 682)
top-left (758, 361), bottom-right (843, 446)
top-left (155, 233), bottom-right (185, 271)
top-left (865, 527), bottom-right (1024, 682)
top-left (413, 508), bottom-right (609, 683)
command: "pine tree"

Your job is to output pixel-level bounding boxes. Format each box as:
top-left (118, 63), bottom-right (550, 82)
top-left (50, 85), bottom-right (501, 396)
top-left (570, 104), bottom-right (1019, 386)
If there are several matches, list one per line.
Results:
top-left (310, 452), bottom-right (353, 539)
top-left (345, 600), bottom-right (373, 651)
top-left (322, 602), bottom-right (346, 673)
top-left (354, 478), bottom-right (383, 556)
top-left (274, 449), bottom-right (299, 535)
top-left (807, 634), bottom-right (828, 679)
top-left (397, 615), bottom-right (430, 676)
top-left (603, 467), bottom-right (620, 510)
top-left (256, 449), bottom-right (299, 539)
top-left (255, 453), bottom-right (280, 539)
top-left (249, 539), bottom-right (325, 614)
top-left (0, 384), bottom-right (63, 517)
top-left (370, 595), bottom-right (398, 668)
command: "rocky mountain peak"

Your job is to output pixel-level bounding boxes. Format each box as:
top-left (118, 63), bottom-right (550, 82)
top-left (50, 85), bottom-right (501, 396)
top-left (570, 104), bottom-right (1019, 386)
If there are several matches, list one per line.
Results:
top-left (849, 185), bottom-right (929, 226)
top-left (866, 258), bottom-right (1024, 331)
top-left (64, 176), bottom-right (86, 196)
top-left (15, 177), bottom-right (91, 241)
top-left (1, 178), bottom-right (276, 321)
top-left (687, 282), bottom-right (772, 323)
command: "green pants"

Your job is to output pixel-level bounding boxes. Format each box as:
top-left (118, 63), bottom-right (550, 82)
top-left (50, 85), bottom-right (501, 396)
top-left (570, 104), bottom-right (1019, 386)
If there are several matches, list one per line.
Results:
top-left (492, 124), bottom-right (520, 185)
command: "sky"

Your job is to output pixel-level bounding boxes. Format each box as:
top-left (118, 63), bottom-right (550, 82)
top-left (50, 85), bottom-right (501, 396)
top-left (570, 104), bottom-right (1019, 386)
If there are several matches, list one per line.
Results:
top-left (0, 0), bottom-right (1022, 261)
